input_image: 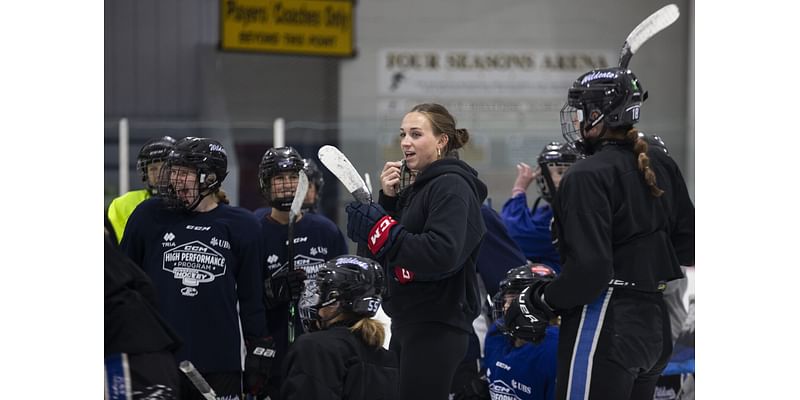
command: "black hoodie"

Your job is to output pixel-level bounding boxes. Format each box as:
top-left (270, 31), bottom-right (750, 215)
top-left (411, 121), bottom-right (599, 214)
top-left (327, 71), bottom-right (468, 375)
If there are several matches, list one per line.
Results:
top-left (378, 158), bottom-right (488, 333)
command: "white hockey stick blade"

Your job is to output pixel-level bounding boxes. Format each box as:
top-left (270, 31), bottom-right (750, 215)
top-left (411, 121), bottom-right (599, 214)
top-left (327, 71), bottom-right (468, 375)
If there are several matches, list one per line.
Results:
top-left (318, 145), bottom-right (372, 204)
top-left (618, 4), bottom-right (679, 68)
top-left (179, 361), bottom-right (217, 400)
top-left (289, 170), bottom-right (309, 220)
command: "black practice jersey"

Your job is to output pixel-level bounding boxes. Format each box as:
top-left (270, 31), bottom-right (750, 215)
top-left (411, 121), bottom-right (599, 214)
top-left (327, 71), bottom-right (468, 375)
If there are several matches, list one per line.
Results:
top-left (281, 325), bottom-right (399, 400)
top-left (545, 141), bottom-right (694, 310)
top-left (121, 198), bottom-right (267, 373)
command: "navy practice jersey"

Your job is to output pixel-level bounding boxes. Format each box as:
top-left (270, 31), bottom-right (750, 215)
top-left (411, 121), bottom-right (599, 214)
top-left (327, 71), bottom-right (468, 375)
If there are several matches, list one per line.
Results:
top-left (484, 324), bottom-right (559, 400)
top-left (476, 205), bottom-right (528, 296)
top-left (257, 211), bottom-right (348, 377)
top-left (121, 198), bottom-right (266, 373)
top-left (501, 195), bottom-right (561, 273)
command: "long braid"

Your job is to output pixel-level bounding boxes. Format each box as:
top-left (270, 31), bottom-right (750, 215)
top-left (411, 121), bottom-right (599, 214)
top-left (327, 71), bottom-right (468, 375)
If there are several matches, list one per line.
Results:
top-left (626, 128), bottom-right (664, 197)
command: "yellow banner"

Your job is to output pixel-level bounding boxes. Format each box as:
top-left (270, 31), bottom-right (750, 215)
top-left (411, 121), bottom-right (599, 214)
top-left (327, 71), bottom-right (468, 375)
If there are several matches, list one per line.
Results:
top-left (221, 0), bottom-right (354, 56)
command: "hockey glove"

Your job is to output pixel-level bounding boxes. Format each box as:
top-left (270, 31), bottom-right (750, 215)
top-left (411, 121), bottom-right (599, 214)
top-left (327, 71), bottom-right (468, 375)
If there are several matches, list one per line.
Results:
top-left (345, 201), bottom-right (399, 257)
top-left (504, 281), bottom-right (556, 343)
top-left (265, 268), bottom-right (307, 307)
top-left (453, 376), bottom-right (490, 400)
top-left (244, 336), bottom-right (276, 399)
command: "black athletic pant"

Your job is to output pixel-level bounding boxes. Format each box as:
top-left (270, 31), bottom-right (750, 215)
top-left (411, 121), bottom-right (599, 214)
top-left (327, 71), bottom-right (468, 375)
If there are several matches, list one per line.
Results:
top-left (390, 321), bottom-right (470, 400)
top-left (555, 288), bottom-right (672, 400)
top-left (179, 370), bottom-right (242, 400)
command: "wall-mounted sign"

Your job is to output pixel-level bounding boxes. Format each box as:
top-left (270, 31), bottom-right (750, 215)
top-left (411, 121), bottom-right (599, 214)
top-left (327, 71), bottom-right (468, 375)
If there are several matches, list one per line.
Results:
top-left (221, 0), bottom-right (354, 57)
top-left (378, 48), bottom-right (615, 97)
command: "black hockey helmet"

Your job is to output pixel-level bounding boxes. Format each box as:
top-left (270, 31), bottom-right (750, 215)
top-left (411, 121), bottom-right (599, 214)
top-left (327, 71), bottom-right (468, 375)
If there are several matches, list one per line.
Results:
top-left (137, 136), bottom-right (177, 194)
top-left (298, 255), bottom-right (385, 333)
top-left (560, 67), bottom-right (647, 154)
top-left (492, 263), bottom-right (556, 334)
top-left (258, 147), bottom-right (305, 211)
top-left (535, 141), bottom-right (580, 203)
top-left (157, 137), bottom-right (228, 211)
top-left (302, 158), bottom-right (324, 210)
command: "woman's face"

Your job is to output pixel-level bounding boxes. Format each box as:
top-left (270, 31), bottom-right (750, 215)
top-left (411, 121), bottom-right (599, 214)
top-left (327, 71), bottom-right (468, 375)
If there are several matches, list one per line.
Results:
top-left (271, 171), bottom-right (299, 200)
top-left (399, 111), bottom-right (443, 171)
top-left (169, 165), bottom-right (199, 205)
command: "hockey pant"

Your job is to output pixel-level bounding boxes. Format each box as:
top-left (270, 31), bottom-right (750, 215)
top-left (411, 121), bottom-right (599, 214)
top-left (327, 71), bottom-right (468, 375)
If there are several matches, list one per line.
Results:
top-left (555, 288), bottom-right (672, 400)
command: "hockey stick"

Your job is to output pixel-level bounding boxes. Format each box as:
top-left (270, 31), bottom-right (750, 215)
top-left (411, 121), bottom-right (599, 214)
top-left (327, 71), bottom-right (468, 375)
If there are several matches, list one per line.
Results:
top-left (179, 360), bottom-right (217, 400)
top-left (618, 4), bottom-right (680, 68)
top-left (318, 145), bottom-right (372, 257)
top-left (287, 170), bottom-right (309, 345)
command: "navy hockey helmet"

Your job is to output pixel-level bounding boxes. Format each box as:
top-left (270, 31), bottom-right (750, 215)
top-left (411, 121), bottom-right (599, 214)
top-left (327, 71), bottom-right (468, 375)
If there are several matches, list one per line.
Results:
top-left (158, 137), bottom-right (228, 211)
top-left (560, 67), bottom-right (647, 154)
top-left (492, 263), bottom-right (556, 334)
top-left (535, 141), bottom-right (580, 203)
top-left (302, 158), bottom-right (324, 210)
top-left (137, 136), bottom-right (177, 194)
top-left (298, 255), bottom-right (385, 333)
top-left (258, 147), bottom-right (305, 211)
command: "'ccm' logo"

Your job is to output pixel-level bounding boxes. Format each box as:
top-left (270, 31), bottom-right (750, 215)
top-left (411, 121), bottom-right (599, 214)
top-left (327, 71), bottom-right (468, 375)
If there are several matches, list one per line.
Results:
top-left (370, 218), bottom-right (394, 245)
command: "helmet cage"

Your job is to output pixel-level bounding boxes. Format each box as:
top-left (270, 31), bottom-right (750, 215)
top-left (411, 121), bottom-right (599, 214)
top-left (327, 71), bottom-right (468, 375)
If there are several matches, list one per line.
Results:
top-left (492, 264), bottom-right (556, 337)
top-left (535, 142), bottom-right (579, 202)
top-left (156, 138), bottom-right (227, 212)
top-left (136, 136), bottom-right (176, 194)
top-left (258, 147), bottom-right (304, 211)
top-left (299, 256), bottom-right (384, 333)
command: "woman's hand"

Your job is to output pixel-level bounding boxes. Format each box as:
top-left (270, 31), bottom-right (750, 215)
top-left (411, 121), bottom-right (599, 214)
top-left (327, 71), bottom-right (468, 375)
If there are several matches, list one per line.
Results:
top-left (511, 162), bottom-right (540, 196)
top-left (381, 161), bottom-right (403, 197)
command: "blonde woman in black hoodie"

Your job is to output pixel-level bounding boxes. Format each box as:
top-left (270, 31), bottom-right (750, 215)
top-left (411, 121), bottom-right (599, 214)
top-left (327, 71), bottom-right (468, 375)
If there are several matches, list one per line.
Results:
top-left (345, 103), bottom-right (488, 400)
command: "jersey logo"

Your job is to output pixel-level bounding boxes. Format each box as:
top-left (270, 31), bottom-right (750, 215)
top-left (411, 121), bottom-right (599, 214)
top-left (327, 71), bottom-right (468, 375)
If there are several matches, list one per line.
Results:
top-left (488, 380), bottom-right (521, 400)
top-left (162, 240), bottom-right (227, 296)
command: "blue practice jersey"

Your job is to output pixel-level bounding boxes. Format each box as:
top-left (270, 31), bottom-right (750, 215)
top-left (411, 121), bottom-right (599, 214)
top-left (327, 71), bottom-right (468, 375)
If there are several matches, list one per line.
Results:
top-left (120, 198), bottom-right (266, 373)
top-left (484, 324), bottom-right (559, 400)
top-left (500, 194), bottom-right (561, 273)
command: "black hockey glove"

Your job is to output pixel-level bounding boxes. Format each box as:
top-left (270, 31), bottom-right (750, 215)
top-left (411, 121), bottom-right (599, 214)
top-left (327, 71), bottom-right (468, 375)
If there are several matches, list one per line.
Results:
top-left (504, 280), bottom-right (556, 344)
top-left (265, 268), bottom-right (307, 306)
top-left (453, 376), bottom-right (490, 400)
top-left (345, 201), bottom-right (399, 257)
top-left (244, 336), bottom-right (276, 399)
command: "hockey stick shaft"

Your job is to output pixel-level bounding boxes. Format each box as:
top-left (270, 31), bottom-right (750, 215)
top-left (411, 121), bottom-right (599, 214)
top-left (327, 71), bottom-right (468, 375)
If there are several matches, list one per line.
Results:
top-left (287, 171), bottom-right (308, 345)
top-left (179, 361), bottom-right (217, 400)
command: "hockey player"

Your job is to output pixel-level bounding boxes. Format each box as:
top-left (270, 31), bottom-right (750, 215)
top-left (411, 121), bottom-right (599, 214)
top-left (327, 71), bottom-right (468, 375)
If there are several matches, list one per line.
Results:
top-left (256, 146), bottom-right (348, 398)
top-left (282, 255), bottom-right (399, 399)
top-left (450, 203), bottom-right (528, 399)
top-left (345, 103), bottom-right (487, 400)
top-left (506, 67), bottom-right (694, 400)
top-left (107, 135), bottom-right (176, 243)
top-left (121, 137), bottom-right (270, 400)
top-left (301, 158), bottom-right (324, 212)
top-left (481, 263), bottom-right (559, 400)
top-left (500, 141), bottom-right (580, 273)
top-left (105, 229), bottom-right (182, 400)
